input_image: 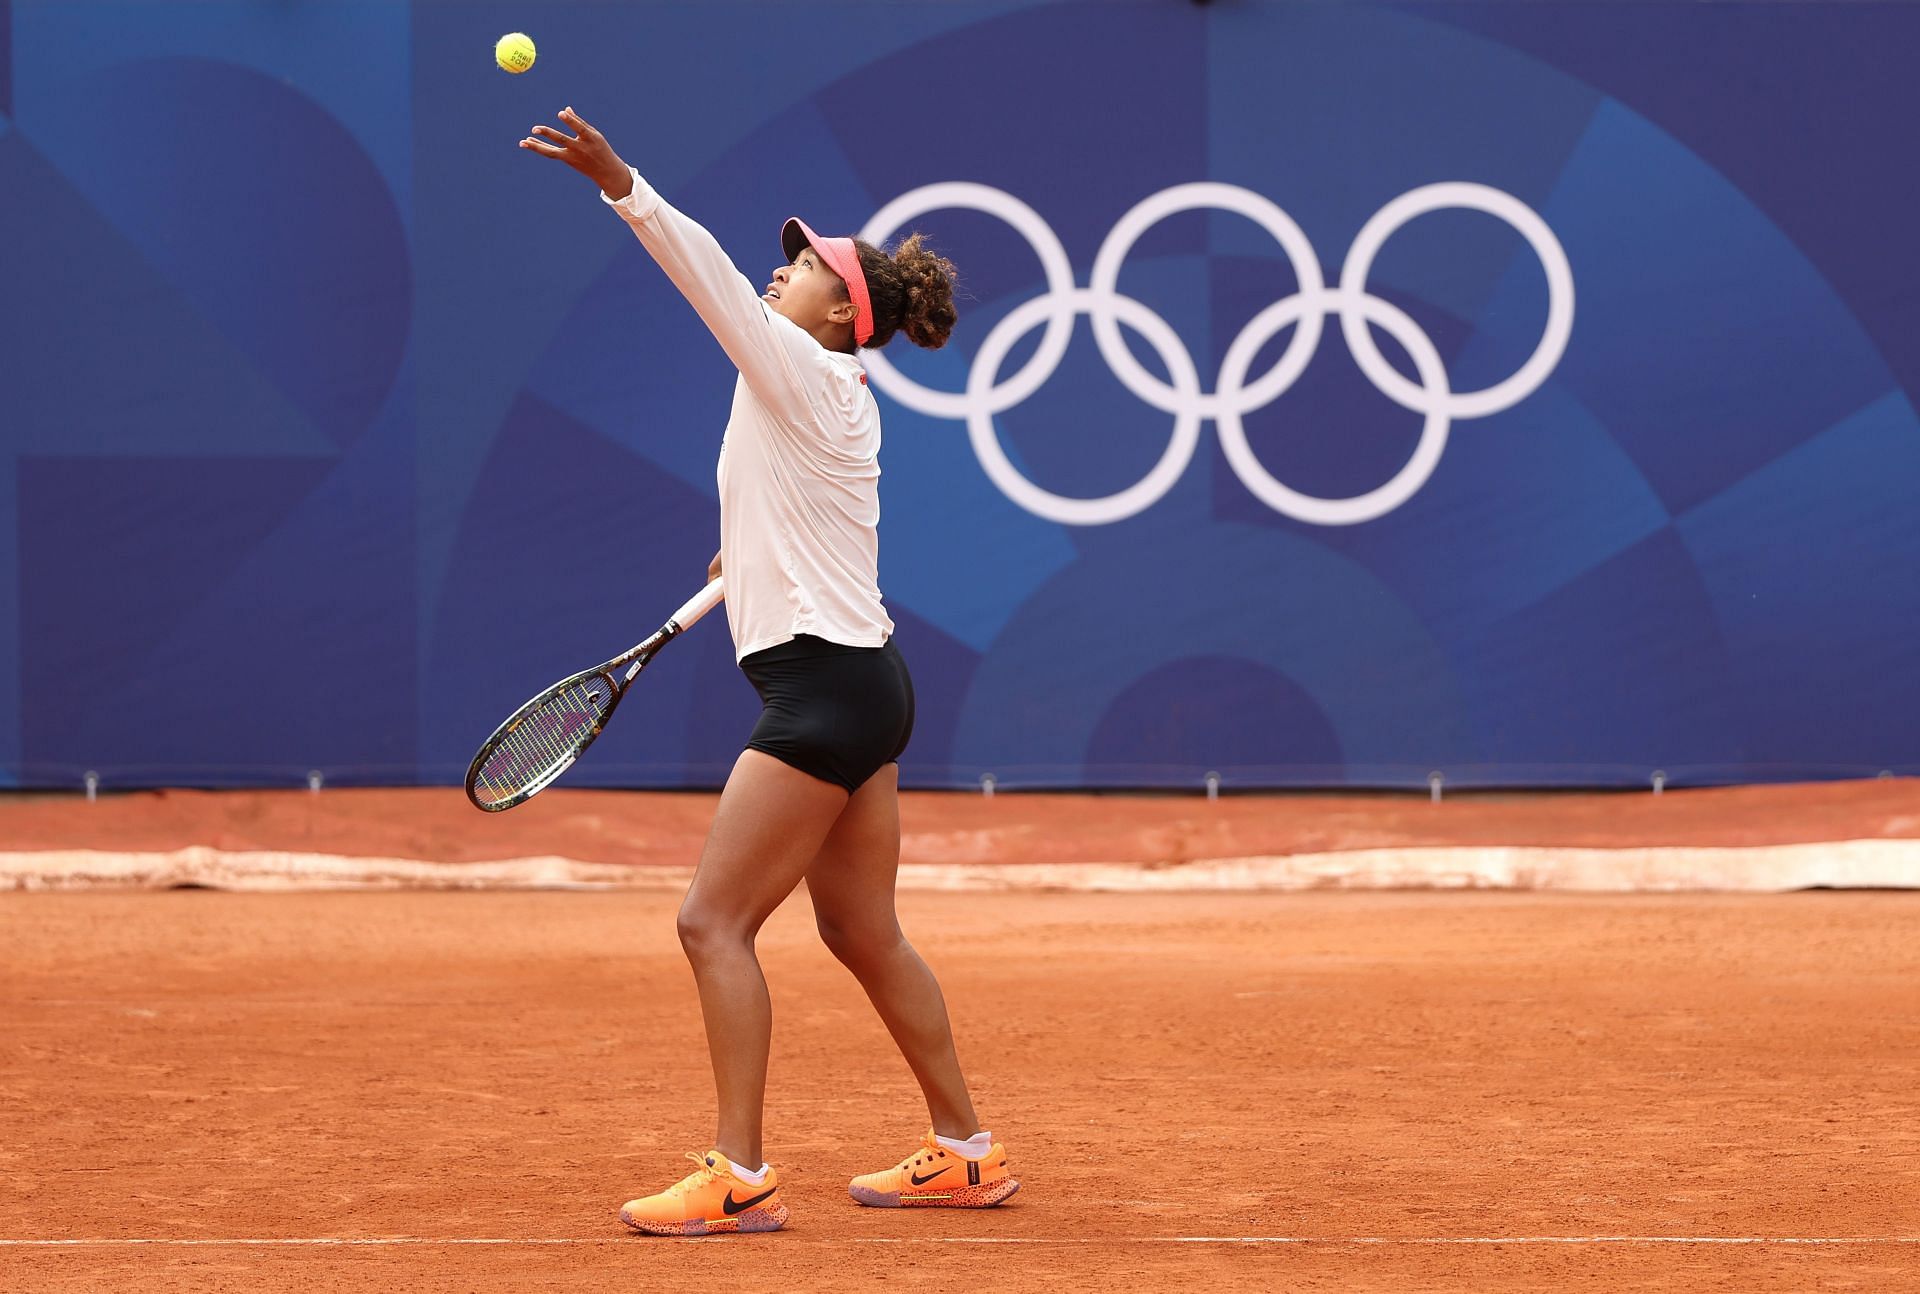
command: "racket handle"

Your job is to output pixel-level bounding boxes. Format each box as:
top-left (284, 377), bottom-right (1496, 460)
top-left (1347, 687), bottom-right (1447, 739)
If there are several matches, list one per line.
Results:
top-left (668, 578), bottom-right (725, 632)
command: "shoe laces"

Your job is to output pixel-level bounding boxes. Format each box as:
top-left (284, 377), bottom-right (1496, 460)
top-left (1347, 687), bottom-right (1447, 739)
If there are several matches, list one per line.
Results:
top-left (665, 1151), bottom-right (724, 1197)
top-left (898, 1130), bottom-right (951, 1172)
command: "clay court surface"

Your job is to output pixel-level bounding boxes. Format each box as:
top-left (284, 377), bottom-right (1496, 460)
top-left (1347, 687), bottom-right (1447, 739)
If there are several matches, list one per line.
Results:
top-left (3, 778), bottom-right (1917, 870)
top-left (5, 890), bottom-right (1918, 1290)
top-left (3, 783), bottom-right (1919, 1290)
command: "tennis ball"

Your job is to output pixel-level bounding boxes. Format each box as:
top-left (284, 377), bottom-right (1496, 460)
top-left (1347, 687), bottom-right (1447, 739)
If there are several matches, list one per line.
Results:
top-left (495, 32), bottom-right (537, 74)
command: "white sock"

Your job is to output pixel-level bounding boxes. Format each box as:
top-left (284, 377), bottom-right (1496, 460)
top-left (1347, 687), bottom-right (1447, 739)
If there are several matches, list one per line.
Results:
top-left (730, 1160), bottom-right (770, 1185)
top-left (934, 1130), bottom-right (993, 1160)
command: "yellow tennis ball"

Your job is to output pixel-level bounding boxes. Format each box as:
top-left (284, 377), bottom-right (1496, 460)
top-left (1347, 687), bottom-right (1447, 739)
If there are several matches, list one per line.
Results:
top-left (495, 32), bottom-right (536, 74)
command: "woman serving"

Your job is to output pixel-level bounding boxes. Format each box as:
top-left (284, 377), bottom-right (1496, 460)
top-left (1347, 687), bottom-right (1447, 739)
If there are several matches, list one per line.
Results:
top-left (520, 108), bottom-right (1016, 1236)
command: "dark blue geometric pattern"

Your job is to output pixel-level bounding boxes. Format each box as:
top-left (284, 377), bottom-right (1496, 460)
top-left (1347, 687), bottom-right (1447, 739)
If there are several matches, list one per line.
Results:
top-left (4, 2), bottom-right (1916, 789)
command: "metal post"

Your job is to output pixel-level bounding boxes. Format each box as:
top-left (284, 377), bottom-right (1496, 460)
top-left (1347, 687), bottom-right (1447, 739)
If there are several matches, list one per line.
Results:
top-left (1428, 770), bottom-right (1444, 803)
top-left (1204, 771), bottom-right (1221, 802)
top-left (84, 770), bottom-right (99, 803)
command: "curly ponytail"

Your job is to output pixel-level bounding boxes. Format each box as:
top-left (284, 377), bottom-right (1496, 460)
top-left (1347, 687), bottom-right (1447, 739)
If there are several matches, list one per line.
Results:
top-left (851, 234), bottom-right (958, 350)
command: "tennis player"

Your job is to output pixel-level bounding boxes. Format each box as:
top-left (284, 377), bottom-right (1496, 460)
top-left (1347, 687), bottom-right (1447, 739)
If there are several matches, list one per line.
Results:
top-left (521, 108), bottom-right (1018, 1236)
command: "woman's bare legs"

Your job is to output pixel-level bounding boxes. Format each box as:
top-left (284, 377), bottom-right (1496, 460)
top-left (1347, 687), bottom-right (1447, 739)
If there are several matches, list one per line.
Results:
top-left (676, 749), bottom-right (849, 1168)
top-left (805, 763), bottom-right (981, 1138)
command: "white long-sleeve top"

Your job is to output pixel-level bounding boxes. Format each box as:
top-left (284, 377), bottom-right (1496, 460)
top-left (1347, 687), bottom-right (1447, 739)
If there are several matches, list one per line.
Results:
top-left (602, 168), bottom-right (894, 661)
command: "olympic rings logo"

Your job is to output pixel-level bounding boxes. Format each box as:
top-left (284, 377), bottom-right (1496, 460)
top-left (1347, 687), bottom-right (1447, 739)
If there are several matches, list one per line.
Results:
top-left (858, 182), bottom-right (1574, 526)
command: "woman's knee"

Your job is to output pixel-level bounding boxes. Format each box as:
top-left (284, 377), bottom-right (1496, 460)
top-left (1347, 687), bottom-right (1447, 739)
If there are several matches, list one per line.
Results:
top-left (815, 912), bottom-right (906, 972)
top-left (677, 901), bottom-right (757, 961)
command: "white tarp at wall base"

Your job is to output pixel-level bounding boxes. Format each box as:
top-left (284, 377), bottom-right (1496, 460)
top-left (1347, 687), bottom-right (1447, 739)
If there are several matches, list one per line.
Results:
top-left (4, 840), bottom-right (1916, 893)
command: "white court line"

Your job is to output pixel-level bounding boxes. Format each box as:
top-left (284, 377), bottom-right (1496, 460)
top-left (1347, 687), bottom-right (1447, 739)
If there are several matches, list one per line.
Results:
top-left (3, 1236), bottom-right (1918, 1247)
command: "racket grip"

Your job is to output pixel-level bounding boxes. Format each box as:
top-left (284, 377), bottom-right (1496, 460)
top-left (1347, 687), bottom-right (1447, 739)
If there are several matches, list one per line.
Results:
top-left (669, 578), bottom-right (725, 632)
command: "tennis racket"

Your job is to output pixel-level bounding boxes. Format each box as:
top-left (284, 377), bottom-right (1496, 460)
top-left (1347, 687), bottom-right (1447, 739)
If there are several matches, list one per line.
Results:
top-left (465, 579), bottom-right (725, 812)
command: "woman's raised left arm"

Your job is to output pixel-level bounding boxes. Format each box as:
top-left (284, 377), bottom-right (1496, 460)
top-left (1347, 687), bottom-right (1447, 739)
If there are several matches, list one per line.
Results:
top-left (521, 108), bottom-right (816, 425)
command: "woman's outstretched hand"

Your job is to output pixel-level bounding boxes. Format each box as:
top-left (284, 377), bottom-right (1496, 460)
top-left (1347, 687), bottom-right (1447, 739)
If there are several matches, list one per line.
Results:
top-left (520, 107), bottom-right (633, 199)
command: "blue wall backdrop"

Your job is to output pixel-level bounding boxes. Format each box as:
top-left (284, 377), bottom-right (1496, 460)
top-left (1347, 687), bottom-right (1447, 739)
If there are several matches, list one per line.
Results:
top-left (3, 1), bottom-right (1917, 790)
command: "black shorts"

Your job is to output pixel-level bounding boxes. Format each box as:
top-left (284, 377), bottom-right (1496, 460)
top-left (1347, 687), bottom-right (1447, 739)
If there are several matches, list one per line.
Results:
top-left (739, 635), bottom-right (915, 793)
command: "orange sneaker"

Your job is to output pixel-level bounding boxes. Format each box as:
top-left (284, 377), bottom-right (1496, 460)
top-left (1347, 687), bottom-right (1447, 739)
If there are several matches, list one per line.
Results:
top-left (849, 1130), bottom-right (1020, 1208)
top-left (618, 1151), bottom-right (789, 1236)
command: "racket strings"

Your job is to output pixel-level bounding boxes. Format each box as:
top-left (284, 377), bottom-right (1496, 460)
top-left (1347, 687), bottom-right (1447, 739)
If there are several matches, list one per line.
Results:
top-left (471, 675), bottom-right (618, 807)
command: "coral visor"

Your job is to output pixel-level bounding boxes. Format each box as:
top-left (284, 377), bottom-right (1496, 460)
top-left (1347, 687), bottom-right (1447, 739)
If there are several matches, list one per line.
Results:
top-left (781, 217), bottom-right (874, 347)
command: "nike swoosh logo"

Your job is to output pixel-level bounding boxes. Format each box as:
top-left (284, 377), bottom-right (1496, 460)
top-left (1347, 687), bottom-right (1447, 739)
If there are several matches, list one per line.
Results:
top-left (909, 1167), bottom-right (949, 1186)
top-left (723, 1185), bottom-right (778, 1215)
